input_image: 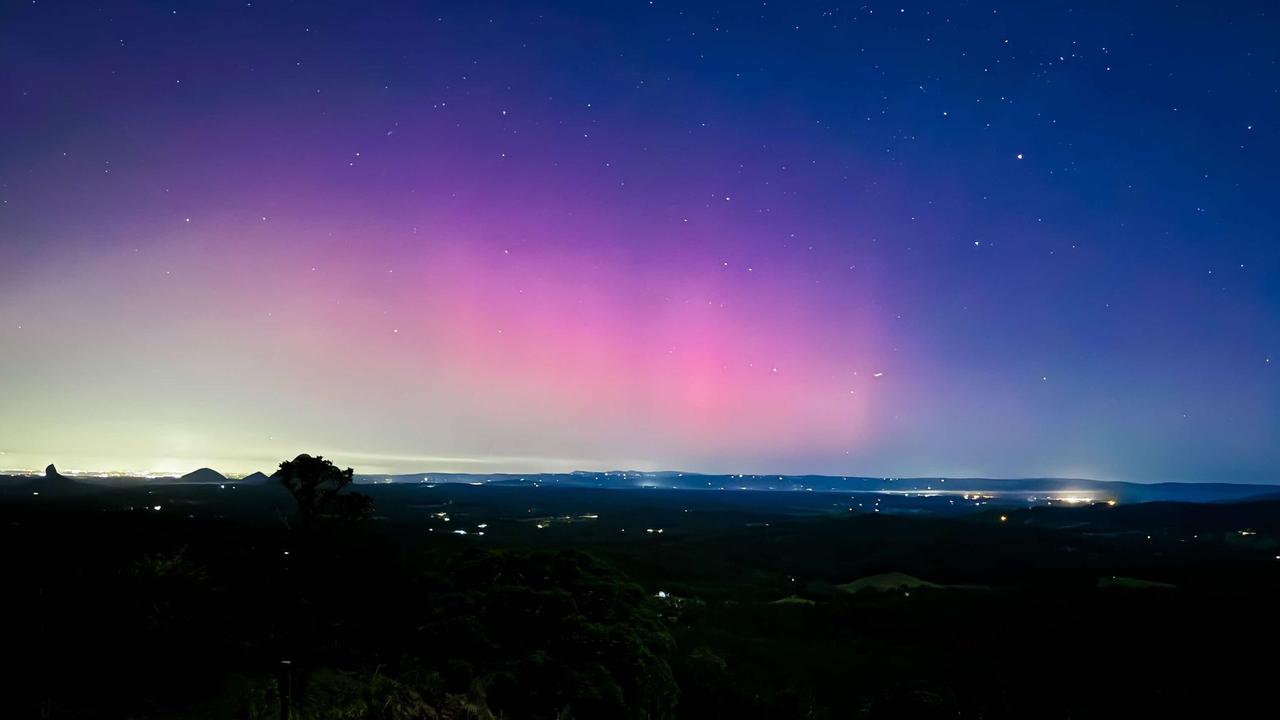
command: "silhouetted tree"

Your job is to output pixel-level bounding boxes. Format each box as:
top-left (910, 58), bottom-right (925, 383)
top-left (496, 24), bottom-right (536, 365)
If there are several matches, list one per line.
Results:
top-left (276, 454), bottom-right (372, 535)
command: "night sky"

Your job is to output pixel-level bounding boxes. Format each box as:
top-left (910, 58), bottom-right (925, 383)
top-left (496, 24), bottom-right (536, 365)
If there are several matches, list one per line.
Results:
top-left (1, 1), bottom-right (1277, 482)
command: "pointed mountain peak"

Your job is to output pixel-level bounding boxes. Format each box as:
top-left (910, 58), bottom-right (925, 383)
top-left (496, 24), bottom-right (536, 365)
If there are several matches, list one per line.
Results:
top-left (179, 467), bottom-right (227, 484)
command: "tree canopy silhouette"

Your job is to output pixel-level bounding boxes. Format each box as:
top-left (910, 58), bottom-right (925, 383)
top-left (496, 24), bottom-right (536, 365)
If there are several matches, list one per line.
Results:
top-left (276, 454), bottom-right (372, 533)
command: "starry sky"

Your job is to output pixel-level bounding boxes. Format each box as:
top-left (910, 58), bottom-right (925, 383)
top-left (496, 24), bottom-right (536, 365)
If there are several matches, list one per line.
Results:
top-left (1, 1), bottom-right (1277, 482)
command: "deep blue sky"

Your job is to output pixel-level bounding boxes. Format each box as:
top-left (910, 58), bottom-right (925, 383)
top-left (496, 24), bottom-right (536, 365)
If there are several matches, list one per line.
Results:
top-left (1, 1), bottom-right (1278, 482)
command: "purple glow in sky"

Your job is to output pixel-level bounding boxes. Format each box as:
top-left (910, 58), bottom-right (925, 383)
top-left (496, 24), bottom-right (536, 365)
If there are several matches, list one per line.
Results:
top-left (1, 1), bottom-right (1277, 482)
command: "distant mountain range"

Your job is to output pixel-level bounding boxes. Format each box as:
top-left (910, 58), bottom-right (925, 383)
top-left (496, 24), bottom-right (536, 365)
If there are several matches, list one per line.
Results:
top-left (351, 470), bottom-right (1280, 504)
top-left (2, 466), bottom-right (1276, 504)
top-left (174, 468), bottom-right (275, 484)
top-left (0, 465), bottom-right (268, 489)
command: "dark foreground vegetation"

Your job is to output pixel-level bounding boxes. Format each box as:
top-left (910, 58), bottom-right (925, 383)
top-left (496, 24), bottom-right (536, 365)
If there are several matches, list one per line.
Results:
top-left (3, 462), bottom-right (1279, 719)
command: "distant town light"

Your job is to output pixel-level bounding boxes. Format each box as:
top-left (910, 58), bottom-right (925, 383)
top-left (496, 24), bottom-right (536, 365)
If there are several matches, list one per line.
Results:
top-left (1053, 495), bottom-right (1094, 504)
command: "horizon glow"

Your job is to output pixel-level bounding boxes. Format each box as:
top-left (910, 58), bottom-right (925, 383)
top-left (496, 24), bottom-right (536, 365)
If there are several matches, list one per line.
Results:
top-left (1, 2), bottom-right (1278, 482)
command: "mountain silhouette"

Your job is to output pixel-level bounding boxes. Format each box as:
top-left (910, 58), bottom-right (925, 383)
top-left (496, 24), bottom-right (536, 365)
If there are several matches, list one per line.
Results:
top-left (241, 471), bottom-right (272, 484)
top-left (178, 467), bottom-right (227, 484)
top-left (11, 463), bottom-right (85, 495)
top-left (43, 464), bottom-right (77, 487)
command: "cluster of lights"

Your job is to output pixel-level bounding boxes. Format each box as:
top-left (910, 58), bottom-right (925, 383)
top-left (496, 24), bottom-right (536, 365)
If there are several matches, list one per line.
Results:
top-left (1050, 495), bottom-right (1095, 504)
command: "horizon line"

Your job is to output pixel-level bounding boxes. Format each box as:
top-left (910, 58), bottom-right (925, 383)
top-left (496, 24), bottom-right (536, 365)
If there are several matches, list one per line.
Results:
top-left (4, 465), bottom-right (1277, 487)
